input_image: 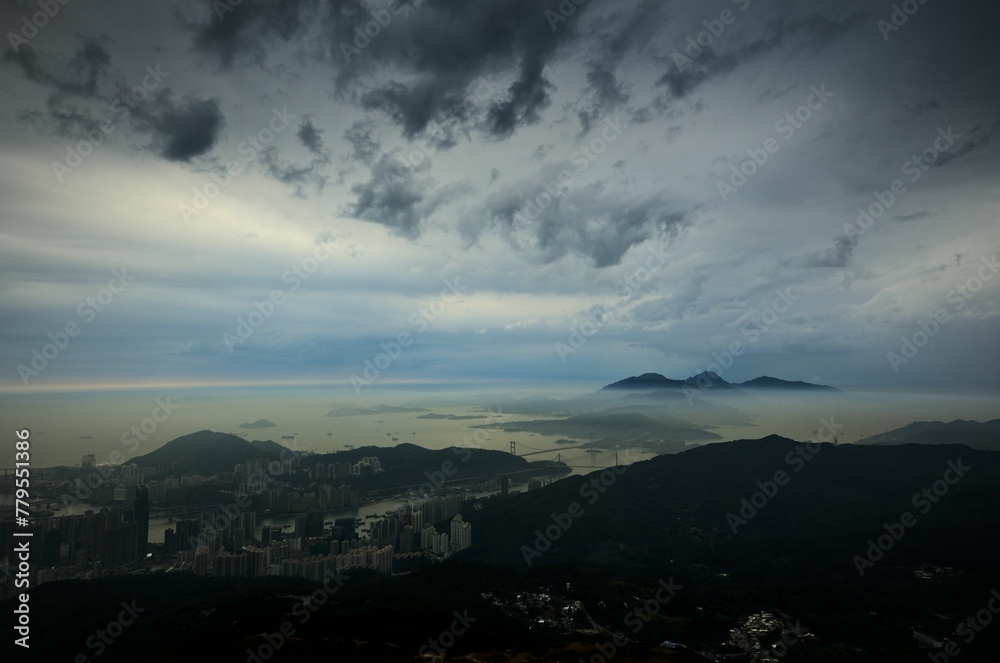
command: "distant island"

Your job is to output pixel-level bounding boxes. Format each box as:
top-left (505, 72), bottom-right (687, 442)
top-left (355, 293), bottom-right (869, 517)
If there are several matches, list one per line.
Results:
top-left (602, 371), bottom-right (838, 392)
top-left (238, 418), bottom-right (276, 429)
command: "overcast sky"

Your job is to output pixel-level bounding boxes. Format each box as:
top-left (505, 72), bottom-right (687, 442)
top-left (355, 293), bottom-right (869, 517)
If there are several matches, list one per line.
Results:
top-left (1, 0), bottom-right (998, 396)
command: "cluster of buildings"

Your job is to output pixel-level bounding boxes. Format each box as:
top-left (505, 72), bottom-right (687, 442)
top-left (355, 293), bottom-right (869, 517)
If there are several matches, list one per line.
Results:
top-left (309, 456), bottom-right (382, 480)
top-left (7, 485), bottom-right (150, 584)
top-left (166, 497), bottom-right (472, 580)
top-left (480, 589), bottom-right (599, 635)
top-left (0, 453), bottom-right (476, 589)
top-left (726, 611), bottom-right (809, 661)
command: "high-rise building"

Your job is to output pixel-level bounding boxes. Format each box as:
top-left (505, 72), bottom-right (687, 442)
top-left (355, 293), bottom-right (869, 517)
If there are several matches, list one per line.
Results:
top-left (432, 532), bottom-right (450, 556)
top-left (450, 515), bottom-right (471, 552)
top-left (333, 517), bottom-right (356, 540)
top-left (261, 526), bottom-right (281, 546)
top-left (82, 454), bottom-right (96, 469)
top-left (295, 511), bottom-right (324, 538)
top-left (420, 524), bottom-right (436, 550)
top-left (411, 510), bottom-right (423, 532)
top-left (101, 521), bottom-right (138, 567)
top-left (132, 485), bottom-right (149, 556)
top-left (399, 525), bottom-right (414, 553)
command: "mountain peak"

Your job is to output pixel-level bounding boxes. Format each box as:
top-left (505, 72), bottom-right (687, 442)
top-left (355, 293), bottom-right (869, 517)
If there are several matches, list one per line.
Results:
top-left (131, 430), bottom-right (280, 475)
top-left (602, 373), bottom-right (835, 392)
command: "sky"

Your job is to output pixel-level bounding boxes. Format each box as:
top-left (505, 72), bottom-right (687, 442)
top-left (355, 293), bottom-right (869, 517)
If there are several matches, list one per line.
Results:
top-left (1, 0), bottom-right (999, 398)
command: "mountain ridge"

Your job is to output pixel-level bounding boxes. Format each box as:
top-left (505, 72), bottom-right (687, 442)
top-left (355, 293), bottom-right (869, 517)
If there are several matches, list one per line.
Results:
top-left (856, 418), bottom-right (1000, 451)
top-left (602, 372), bottom-right (837, 392)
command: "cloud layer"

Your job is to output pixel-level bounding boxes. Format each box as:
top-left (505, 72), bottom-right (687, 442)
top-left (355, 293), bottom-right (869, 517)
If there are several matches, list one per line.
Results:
top-left (1, 0), bottom-right (998, 394)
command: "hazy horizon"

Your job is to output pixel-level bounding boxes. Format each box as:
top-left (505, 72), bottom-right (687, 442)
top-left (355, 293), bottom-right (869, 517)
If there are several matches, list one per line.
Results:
top-left (4, 380), bottom-right (998, 468)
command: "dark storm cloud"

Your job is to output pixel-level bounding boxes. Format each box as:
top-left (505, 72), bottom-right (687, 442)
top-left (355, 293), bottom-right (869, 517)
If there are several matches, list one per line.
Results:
top-left (129, 90), bottom-right (225, 161)
top-left (15, 93), bottom-right (102, 138)
top-left (574, 0), bottom-right (667, 134)
top-left (577, 62), bottom-right (629, 135)
top-left (343, 118), bottom-right (382, 166)
top-left (346, 0), bottom-right (589, 139)
top-left (483, 55), bottom-right (555, 139)
top-left (655, 11), bottom-right (862, 99)
top-left (258, 118), bottom-right (330, 196)
top-left (4, 38), bottom-right (112, 138)
top-left (342, 152), bottom-right (431, 238)
top-left (260, 147), bottom-right (328, 197)
top-left (476, 170), bottom-right (690, 267)
top-left (802, 235), bottom-right (858, 269)
top-left (934, 122), bottom-right (997, 168)
top-left (360, 79), bottom-right (472, 141)
top-left (3, 34), bottom-right (223, 163)
top-left (185, 0), bottom-right (590, 141)
top-left (3, 37), bottom-right (110, 98)
top-left (894, 211), bottom-right (931, 223)
top-left (297, 117), bottom-right (326, 156)
top-left (656, 46), bottom-right (735, 99)
top-left (184, 0), bottom-right (324, 69)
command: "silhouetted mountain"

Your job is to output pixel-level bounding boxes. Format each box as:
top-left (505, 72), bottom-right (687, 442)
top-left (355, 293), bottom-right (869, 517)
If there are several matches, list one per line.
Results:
top-left (737, 375), bottom-right (839, 391)
top-left (20, 435), bottom-right (1000, 662)
top-left (601, 371), bottom-right (738, 392)
top-left (131, 430), bottom-right (279, 474)
top-left (9, 567), bottom-right (712, 663)
top-left (460, 437), bottom-right (1000, 575)
top-left (602, 372), bottom-right (835, 392)
top-left (602, 372), bottom-right (688, 390)
top-left (856, 419), bottom-right (1000, 451)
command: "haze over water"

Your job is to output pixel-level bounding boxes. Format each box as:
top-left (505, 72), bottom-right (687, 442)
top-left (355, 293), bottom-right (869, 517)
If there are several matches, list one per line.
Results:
top-left (4, 382), bottom-right (997, 469)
